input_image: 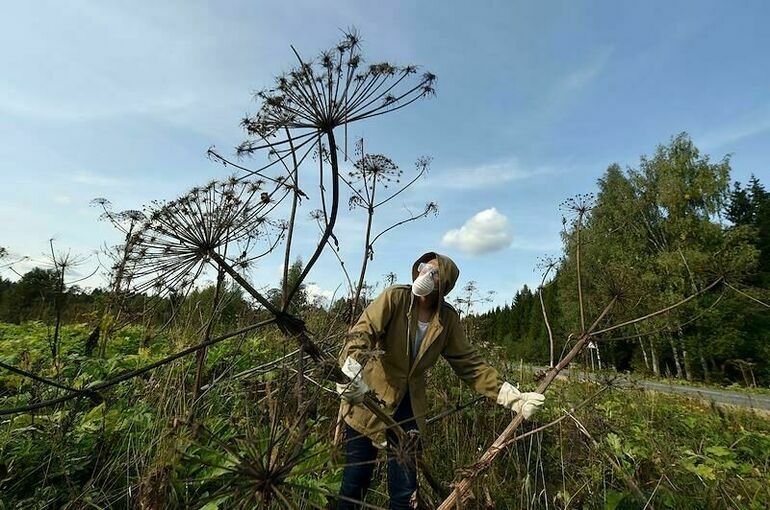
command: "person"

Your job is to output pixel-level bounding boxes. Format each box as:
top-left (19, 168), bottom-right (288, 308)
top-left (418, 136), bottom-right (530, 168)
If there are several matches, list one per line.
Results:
top-left (335, 251), bottom-right (546, 509)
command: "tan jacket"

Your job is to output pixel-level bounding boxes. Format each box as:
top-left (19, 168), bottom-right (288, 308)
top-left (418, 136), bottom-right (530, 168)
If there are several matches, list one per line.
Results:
top-left (339, 252), bottom-right (503, 442)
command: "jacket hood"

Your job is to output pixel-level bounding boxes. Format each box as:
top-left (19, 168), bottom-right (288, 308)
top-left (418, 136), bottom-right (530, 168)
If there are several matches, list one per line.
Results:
top-left (411, 251), bottom-right (460, 298)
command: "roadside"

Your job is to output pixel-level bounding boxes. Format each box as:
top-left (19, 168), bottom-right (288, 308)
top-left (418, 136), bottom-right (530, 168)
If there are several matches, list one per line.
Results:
top-left (554, 367), bottom-right (770, 412)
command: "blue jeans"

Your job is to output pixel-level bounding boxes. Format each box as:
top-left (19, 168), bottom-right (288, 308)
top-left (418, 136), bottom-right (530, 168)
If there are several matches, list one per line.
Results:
top-left (337, 393), bottom-right (419, 509)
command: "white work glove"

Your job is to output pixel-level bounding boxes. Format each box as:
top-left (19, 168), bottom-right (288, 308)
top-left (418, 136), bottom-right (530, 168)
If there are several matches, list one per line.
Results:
top-left (496, 382), bottom-right (545, 419)
top-left (335, 356), bottom-right (369, 404)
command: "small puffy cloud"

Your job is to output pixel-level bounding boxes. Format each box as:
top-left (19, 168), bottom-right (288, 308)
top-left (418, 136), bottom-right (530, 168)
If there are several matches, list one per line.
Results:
top-left (305, 283), bottom-right (335, 306)
top-left (442, 208), bottom-right (513, 255)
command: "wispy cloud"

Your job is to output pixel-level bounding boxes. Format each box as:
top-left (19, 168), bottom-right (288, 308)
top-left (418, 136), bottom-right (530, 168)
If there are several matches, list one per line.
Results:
top-left (71, 170), bottom-right (126, 187)
top-left (534, 46), bottom-right (613, 123)
top-left (427, 158), bottom-right (555, 190)
top-left (0, 86), bottom-right (198, 123)
top-left (554, 46), bottom-right (613, 99)
top-left (698, 108), bottom-right (770, 150)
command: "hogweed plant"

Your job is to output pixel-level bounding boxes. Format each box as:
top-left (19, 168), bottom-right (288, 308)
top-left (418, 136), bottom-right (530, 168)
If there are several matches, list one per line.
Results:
top-left (89, 198), bottom-right (147, 356)
top-left (535, 256), bottom-right (559, 367)
top-left (560, 193), bottom-right (596, 334)
top-left (131, 32), bottom-right (438, 506)
top-left (125, 178), bottom-right (288, 305)
top-left (123, 177), bottom-right (292, 413)
top-left (236, 29), bottom-right (435, 157)
top-left (45, 239), bottom-right (96, 364)
top-left (178, 355), bottom-right (345, 509)
top-left (452, 280), bottom-right (495, 344)
top-left (0, 31), bottom-right (439, 509)
top-left (452, 280), bottom-right (495, 319)
top-left (344, 139), bottom-right (437, 321)
top-left (210, 30), bottom-right (435, 310)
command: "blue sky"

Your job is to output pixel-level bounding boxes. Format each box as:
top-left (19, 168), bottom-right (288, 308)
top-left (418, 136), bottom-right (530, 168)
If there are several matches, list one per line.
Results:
top-left (1, 1), bottom-right (768, 310)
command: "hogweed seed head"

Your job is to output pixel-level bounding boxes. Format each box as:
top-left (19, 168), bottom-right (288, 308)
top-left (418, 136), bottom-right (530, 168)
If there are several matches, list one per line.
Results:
top-left (239, 30), bottom-right (436, 150)
top-left (125, 178), bottom-right (286, 295)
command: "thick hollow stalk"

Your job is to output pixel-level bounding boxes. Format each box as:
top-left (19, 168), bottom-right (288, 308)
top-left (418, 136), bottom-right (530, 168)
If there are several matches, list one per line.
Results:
top-left (576, 214), bottom-right (586, 333)
top-left (538, 266), bottom-right (556, 367)
top-left (281, 128), bottom-right (301, 310)
top-left (351, 200), bottom-right (375, 323)
top-left (283, 129), bottom-right (341, 308)
top-left (208, 251), bottom-right (280, 316)
top-left (193, 267), bottom-right (225, 404)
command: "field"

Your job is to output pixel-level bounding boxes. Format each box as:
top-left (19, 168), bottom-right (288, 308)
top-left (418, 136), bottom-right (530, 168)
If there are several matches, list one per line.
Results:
top-left (2, 321), bottom-right (769, 509)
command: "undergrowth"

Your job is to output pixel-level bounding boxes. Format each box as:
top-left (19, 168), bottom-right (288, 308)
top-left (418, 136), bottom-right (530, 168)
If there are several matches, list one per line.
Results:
top-left (1, 322), bottom-right (769, 509)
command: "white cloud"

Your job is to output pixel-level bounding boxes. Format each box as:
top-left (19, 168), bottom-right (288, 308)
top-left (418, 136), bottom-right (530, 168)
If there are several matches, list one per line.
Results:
top-left (442, 208), bottom-right (513, 255)
top-left (427, 158), bottom-right (554, 190)
top-left (305, 283), bottom-right (336, 306)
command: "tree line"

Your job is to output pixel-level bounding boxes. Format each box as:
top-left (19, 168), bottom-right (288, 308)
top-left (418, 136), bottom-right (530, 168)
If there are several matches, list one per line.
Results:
top-left (476, 133), bottom-right (770, 386)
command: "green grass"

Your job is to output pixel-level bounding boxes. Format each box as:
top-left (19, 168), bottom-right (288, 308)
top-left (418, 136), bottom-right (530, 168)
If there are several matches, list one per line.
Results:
top-left (1, 322), bottom-right (769, 509)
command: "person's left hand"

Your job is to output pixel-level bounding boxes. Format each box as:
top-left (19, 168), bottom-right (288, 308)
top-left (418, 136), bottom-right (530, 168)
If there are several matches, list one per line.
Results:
top-left (496, 382), bottom-right (545, 419)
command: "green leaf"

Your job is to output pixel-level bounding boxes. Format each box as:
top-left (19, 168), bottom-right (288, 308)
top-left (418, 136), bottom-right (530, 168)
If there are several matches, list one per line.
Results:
top-left (683, 461), bottom-right (716, 481)
top-left (704, 446), bottom-right (732, 457)
top-left (80, 403), bottom-right (105, 424)
top-left (199, 495), bottom-right (230, 510)
top-left (604, 490), bottom-right (628, 510)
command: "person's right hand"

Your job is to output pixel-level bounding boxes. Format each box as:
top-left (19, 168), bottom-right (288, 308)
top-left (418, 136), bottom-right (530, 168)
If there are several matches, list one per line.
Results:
top-left (336, 356), bottom-right (370, 404)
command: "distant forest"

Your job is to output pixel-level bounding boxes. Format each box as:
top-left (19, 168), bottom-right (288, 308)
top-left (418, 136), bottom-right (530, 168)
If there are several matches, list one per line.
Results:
top-left (475, 134), bottom-right (770, 385)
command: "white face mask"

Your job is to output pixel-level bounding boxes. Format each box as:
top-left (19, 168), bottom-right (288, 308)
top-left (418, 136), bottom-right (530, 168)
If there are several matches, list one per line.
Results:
top-left (412, 262), bottom-right (438, 297)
